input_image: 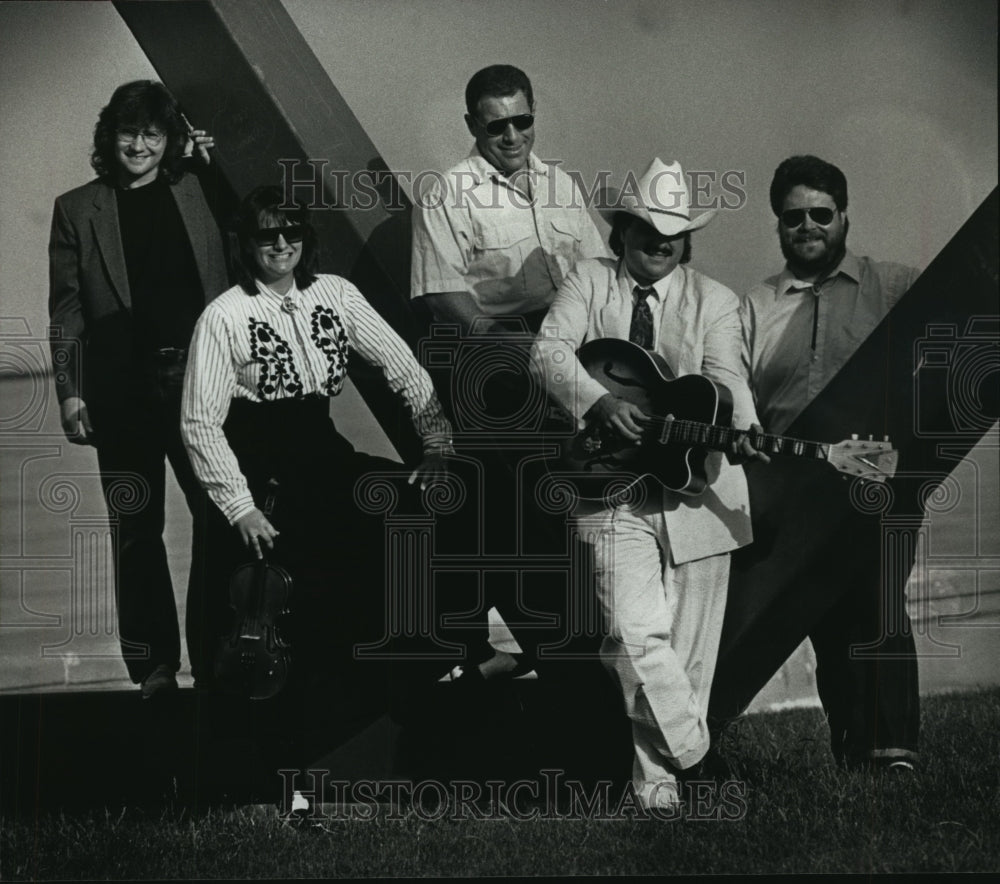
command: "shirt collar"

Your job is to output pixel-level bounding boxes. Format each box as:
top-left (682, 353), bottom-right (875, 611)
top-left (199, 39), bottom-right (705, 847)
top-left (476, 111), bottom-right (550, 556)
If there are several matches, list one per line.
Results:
top-left (618, 260), bottom-right (676, 302)
top-left (257, 278), bottom-right (299, 307)
top-left (466, 147), bottom-right (550, 184)
top-left (776, 249), bottom-right (860, 298)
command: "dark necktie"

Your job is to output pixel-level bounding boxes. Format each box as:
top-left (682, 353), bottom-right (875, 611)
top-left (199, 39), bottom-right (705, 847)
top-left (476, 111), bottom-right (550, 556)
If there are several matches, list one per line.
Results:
top-left (629, 286), bottom-right (655, 350)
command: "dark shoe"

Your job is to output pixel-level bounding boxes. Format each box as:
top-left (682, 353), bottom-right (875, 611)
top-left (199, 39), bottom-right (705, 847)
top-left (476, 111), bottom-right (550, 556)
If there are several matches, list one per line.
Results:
top-left (141, 664), bottom-right (178, 699)
top-left (507, 653), bottom-right (536, 679)
top-left (279, 791), bottom-right (323, 831)
top-left (449, 651), bottom-right (534, 684)
top-left (845, 751), bottom-right (919, 775)
top-left (675, 746), bottom-right (735, 785)
top-left (874, 756), bottom-right (918, 775)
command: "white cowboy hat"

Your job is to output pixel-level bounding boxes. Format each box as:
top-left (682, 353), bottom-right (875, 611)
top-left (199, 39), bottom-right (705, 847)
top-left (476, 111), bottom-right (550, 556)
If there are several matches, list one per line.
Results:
top-left (599, 158), bottom-right (715, 236)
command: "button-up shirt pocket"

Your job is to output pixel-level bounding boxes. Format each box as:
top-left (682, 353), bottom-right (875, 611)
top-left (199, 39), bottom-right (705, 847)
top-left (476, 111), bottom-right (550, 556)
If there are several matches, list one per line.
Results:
top-left (470, 214), bottom-right (537, 304)
top-left (472, 213), bottom-right (536, 255)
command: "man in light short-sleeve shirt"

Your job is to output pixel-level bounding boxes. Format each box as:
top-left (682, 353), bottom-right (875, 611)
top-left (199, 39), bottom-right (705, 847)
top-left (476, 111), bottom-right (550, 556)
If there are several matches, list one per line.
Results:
top-left (409, 65), bottom-right (607, 687)
top-left (411, 63), bottom-right (606, 333)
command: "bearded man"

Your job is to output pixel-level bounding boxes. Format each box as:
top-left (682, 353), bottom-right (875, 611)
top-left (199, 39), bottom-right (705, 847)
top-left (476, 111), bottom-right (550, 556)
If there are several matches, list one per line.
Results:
top-left (741, 155), bottom-right (921, 773)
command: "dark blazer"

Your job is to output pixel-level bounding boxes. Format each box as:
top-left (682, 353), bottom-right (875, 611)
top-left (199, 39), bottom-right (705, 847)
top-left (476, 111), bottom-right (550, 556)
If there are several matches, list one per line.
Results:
top-left (48, 170), bottom-right (229, 405)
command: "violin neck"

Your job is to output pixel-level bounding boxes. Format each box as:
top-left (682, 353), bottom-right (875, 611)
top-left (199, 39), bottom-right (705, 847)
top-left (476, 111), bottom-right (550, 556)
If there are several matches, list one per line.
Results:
top-left (261, 477), bottom-right (280, 519)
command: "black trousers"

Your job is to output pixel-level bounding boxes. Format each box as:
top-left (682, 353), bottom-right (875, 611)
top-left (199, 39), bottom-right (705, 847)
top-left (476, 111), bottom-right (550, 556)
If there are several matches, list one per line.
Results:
top-left (811, 482), bottom-right (921, 765)
top-left (424, 316), bottom-right (580, 677)
top-left (215, 396), bottom-right (423, 663)
top-left (90, 362), bottom-right (211, 685)
top-left (211, 396), bottom-right (431, 775)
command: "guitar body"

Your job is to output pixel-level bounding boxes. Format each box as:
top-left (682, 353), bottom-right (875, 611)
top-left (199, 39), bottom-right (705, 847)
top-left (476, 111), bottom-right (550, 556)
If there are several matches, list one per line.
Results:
top-left (562, 338), bottom-right (734, 497)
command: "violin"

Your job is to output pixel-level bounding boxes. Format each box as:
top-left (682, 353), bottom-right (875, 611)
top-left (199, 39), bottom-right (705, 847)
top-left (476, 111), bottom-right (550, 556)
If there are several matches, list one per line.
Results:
top-left (214, 479), bottom-right (293, 699)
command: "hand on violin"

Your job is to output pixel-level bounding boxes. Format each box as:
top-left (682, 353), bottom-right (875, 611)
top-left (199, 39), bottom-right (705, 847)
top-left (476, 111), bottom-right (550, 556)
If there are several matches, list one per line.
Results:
top-left (409, 451), bottom-right (449, 491)
top-left (588, 393), bottom-right (648, 444)
top-left (727, 423), bottom-right (771, 465)
top-left (235, 507), bottom-right (279, 559)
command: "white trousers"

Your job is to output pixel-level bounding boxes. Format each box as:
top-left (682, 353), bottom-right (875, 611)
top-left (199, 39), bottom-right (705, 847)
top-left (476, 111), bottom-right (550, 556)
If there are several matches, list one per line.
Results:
top-left (577, 499), bottom-right (730, 800)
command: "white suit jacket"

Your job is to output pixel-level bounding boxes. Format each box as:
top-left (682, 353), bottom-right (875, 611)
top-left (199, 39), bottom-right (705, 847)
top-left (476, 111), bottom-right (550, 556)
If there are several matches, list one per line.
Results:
top-left (532, 258), bottom-right (757, 564)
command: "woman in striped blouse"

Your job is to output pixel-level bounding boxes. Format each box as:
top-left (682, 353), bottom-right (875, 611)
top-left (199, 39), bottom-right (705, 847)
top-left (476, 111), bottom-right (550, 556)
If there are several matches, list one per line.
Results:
top-left (181, 184), bottom-right (452, 688)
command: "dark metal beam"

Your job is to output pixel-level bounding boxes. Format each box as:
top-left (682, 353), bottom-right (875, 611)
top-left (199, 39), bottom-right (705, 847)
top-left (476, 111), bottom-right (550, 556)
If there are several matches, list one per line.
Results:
top-left (113, 0), bottom-right (420, 460)
top-left (712, 188), bottom-right (1000, 721)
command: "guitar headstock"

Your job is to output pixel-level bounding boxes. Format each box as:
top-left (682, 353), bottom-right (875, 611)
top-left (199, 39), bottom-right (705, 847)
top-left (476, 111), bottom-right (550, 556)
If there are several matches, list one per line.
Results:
top-left (827, 437), bottom-right (898, 482)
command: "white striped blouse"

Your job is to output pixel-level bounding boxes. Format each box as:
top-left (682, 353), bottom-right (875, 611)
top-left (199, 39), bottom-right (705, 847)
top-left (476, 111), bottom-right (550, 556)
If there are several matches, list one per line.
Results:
top-left (181, 274), bottom-right (452, 523)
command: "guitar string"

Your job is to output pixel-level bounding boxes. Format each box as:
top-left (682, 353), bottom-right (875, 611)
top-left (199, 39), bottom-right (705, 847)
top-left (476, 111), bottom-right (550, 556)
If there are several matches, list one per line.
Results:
top-left (632, 415), bottom-right (829, 457)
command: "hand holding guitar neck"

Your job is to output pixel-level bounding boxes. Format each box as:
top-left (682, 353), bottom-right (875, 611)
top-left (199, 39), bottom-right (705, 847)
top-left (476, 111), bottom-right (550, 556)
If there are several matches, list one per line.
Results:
top-left (729, 423), bottom-right (771, 465)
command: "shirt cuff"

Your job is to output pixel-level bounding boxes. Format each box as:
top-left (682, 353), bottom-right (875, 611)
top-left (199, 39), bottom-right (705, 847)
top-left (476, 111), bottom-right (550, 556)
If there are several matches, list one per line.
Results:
top-left (224, 493), bottom-right (257, 526)
top-left (422, 433), bottom-right (455, 455)
top-left (411, 277), bottom-right (469, 299)
top-left (576, 381), bottom-right (610, 427)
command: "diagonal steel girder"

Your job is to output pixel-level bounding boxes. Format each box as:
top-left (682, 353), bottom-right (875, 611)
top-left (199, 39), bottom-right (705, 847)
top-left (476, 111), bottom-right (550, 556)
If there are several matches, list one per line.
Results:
top-left (113, 0), bottom-right (421, 461)
top-left (711, 188), bottom-right (1000, 723)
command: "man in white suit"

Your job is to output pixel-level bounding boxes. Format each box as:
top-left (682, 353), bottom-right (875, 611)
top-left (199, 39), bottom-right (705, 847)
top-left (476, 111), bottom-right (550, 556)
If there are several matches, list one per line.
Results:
top-left (532, 159), bottom-right (767, 809)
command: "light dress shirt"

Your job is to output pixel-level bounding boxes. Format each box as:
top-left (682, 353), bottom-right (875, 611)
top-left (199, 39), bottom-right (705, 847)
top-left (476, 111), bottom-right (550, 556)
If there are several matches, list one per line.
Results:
top-left (742, 251), bottom-right (920, 434)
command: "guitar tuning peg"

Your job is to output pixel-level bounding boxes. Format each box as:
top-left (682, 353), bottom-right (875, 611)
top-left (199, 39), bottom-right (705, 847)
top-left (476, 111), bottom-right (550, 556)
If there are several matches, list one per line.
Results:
top-left (850, 433), bottom-right (858, 441)
top-left (868, 434), bottom-right (873, 441)
top-left (883, 435), bottom-right (890, 442)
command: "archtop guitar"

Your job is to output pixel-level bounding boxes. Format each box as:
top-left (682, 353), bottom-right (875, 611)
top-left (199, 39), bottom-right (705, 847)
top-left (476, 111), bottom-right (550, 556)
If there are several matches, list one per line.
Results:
top-left (551, 338), bottom-right (899, 499)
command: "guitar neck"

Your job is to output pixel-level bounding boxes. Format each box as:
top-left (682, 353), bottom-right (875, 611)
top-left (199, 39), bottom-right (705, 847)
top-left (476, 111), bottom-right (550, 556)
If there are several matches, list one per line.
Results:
top-left (655, 418), bottom-right (829, 461)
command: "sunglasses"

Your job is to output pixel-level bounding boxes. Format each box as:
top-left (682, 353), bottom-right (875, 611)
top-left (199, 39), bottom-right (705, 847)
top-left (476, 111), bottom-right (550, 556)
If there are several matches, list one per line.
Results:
top-left (251, 225), bottom-right (305, 246)
top-left (780, 207), bottom-right (836, 228)
top-left (477, 113), bottom-right (535, 137)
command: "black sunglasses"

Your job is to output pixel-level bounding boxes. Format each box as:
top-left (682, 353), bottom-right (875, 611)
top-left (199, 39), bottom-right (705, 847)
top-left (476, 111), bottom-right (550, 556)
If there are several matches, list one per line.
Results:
top-left (780, 207), bottom-right (836, 228)
top-left (477, 113), bottom-right (535, 137)
top-left (251, 225), bottom-right (305, 246)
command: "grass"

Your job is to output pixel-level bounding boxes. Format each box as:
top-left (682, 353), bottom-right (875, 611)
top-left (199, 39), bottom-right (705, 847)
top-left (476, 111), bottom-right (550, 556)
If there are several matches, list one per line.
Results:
top-left (3, 687), bottom-right (998, 878)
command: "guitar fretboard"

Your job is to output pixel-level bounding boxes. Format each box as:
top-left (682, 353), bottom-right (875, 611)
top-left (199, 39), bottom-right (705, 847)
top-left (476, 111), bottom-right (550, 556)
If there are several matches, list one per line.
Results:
top-left (646, 418), bottom-right (829, 461)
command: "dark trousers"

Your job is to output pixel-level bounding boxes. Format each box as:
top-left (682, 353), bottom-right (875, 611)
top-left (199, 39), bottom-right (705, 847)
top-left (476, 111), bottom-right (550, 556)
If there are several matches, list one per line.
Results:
top-left (214, 396), bottom-right (423, 775)
top-left (90, 363), bottom-right (211, 685)
top-left (426, 316), bottom-right (572, 676)
top-left (811, 498), bottom-right (921, 765)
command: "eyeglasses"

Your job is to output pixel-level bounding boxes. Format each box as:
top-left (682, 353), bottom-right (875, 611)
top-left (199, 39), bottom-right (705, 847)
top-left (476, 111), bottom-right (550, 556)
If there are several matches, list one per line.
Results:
top-left (780, 207), bottom-right (836, 228)
top-left (116, 128), bottom-right (166, 147)
top-left (251, 225), bottom-right (305, 246)
top-left (476, 113), bottom-right (535, 137)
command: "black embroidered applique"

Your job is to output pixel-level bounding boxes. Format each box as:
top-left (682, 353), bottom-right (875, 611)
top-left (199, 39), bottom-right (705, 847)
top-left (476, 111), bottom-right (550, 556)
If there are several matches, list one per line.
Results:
top-left (310, 306), bottom-right (350, 396)
top-left (249, 318), bottom-right (304, 400)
